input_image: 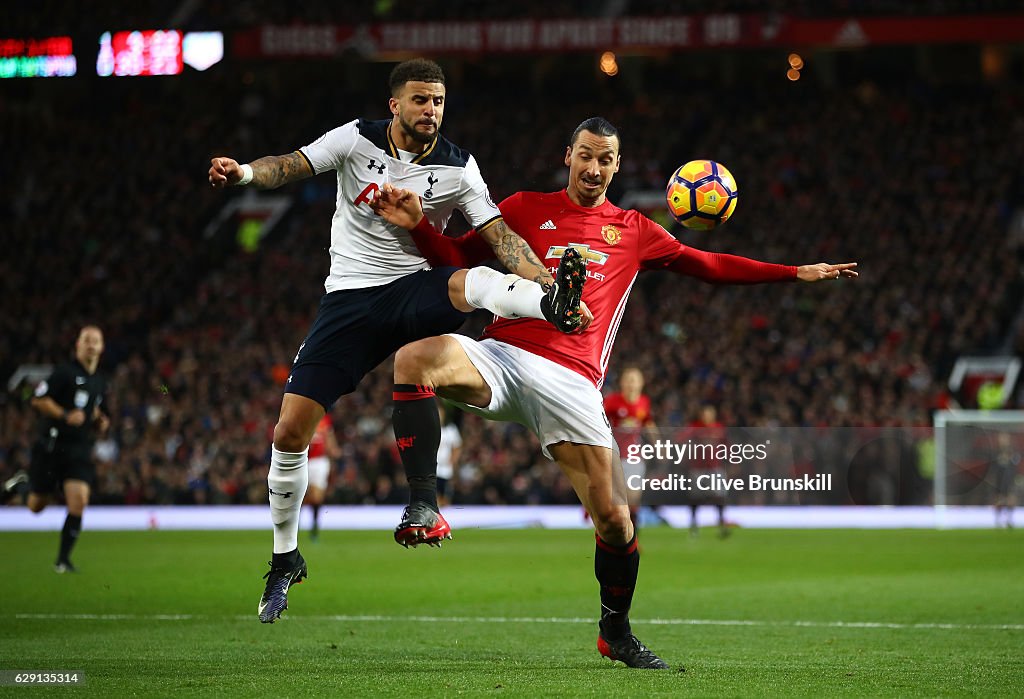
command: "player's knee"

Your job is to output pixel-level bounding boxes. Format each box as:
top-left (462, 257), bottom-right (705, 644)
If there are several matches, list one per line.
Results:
top-left (593, 506), bottom-right (632, 546)
top-left (394, 340), bottom-right (443, 381)
top-left (447, 269), bottom-right (472, 311)
top-left (273, 419), bottom-right (309, 453)
top-left (27, 498), bottom-right (46, 514)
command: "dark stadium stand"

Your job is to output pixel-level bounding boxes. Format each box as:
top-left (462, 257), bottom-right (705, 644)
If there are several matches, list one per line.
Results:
top-left (2, 13), bottom-right (1022, 508)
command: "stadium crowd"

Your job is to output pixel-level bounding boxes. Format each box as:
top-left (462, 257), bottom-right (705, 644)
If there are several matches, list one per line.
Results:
top-left (2, 52), bottom-right (1021, 509)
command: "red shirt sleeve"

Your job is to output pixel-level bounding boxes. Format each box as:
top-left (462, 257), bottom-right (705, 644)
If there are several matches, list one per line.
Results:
top-left (409, 217), bottom-right (493, 268)
top-left (638, 216), bottom-right (797, 284)
top-left (408, 192), bottom-right (534, 268)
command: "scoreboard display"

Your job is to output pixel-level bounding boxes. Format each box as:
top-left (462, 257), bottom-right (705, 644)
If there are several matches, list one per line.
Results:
top-left (96, 30), bottom-right (183, 76)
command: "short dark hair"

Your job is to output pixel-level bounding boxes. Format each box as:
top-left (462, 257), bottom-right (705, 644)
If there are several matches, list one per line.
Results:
top-left (389, 58), bottom-right (445, 96)
top-left (570, 117), bottom-right (620, 148)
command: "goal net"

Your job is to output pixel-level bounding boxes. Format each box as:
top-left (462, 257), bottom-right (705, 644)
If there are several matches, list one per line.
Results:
top-left (933, 410), bottom-right (1024, 512)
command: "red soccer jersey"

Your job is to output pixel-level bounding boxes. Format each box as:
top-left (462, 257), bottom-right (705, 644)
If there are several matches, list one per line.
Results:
top-left (603, 392), bottom-right (654, 430)
top-left (407, 189), bottom-right (797, 386)
top-left (604, 392), bottom-right (654, 448)
top-left (483, 190), bottom-right (692, 386)
top-left (308, 415), bottom-right (333, 459)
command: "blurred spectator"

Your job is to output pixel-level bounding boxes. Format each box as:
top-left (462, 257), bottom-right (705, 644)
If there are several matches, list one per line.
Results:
top-left (2, 49), bottom-right (1022, 507)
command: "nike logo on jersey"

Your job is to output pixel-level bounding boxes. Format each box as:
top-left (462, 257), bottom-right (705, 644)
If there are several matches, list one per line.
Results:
top-left (539, 220), bottom-right (557, 230)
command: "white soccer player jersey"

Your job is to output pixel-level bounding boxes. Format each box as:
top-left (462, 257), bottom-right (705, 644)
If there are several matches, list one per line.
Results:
top-left (300, 118), bottom-right (502, 292)
top-left (436, 422), bottom-right (462, 480)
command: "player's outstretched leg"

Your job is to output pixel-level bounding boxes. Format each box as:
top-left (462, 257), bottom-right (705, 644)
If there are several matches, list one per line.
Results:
top-left (258, 550), bottom-right (307, 623)
top-left (541, 247), bottom-right (587, 332)
top-left (459, 247), bottom-right (587, 333)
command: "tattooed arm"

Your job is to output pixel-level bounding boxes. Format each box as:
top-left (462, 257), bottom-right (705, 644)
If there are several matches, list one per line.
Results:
top-left (208, 152), bottom-right (313, 190)
top-left (369, 182), bottom-right (555, 285)
top-left (477, 219), bottom-right (555, 287)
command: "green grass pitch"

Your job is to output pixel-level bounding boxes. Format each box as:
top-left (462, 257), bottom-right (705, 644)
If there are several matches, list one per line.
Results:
top-left (1, 526), bottom-right (1021, 697)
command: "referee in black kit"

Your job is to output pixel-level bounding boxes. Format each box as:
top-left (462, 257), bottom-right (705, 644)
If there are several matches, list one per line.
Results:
top-left (21, 326), bottom-right (109, 573)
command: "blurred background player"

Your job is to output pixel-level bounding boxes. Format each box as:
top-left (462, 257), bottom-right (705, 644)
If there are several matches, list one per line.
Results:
top-left (4, 326), bottom-right (109, 573)
top-left (992, 432), bottom-right (1021, 529)
top-left (682, 404), bottom-right (730, 538)
top-left (371, 116), bottom-right (856, 669)
top-left (435, 402), bottom-right (463, 508)
top-left (207, 58), bottom-right (587, 623)
top-left (604, 366), bottom-right (659, 532)
top-left (305, 414), bottom-right (341, 542)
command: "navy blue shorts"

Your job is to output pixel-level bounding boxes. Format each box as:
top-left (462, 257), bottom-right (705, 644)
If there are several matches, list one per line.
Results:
top-left (287, 267), bottom-right (467, 409)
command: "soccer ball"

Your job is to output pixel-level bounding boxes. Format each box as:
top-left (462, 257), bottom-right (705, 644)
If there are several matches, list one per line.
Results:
top-left (665, 160), bottom-right (738, 230)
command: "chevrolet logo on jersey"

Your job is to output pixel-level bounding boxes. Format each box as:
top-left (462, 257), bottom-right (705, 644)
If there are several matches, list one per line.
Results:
top-left (546, 243), bottom-right (609, 265)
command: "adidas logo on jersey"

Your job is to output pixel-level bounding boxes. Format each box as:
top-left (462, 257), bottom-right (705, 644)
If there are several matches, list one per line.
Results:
top-left (539, 220), bottom-right (557, 230)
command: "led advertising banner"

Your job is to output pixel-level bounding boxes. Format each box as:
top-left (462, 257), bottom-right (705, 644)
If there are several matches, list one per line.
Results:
top-left (96, 30), bottom-right (183, 76)
top-left (0, 36), bottom-right (76, 78)
top-left (95, 30), bottom-right (223, 76)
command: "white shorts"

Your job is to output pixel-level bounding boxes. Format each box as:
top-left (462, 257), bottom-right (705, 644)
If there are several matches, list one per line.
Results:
top-left (307, 455), bottom-right (331, 491)
top-left (447, 335), bottom-right (614, 459)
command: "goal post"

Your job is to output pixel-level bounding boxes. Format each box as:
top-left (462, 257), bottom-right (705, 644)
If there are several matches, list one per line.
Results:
top-left (933, 410), bottom-right (1024, 522)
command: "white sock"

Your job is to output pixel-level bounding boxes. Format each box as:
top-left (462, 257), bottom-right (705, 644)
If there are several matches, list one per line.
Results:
top-left (268, 447), bottom-right (308, 554)
top-left (463, 266), bottom-right (546, 320)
